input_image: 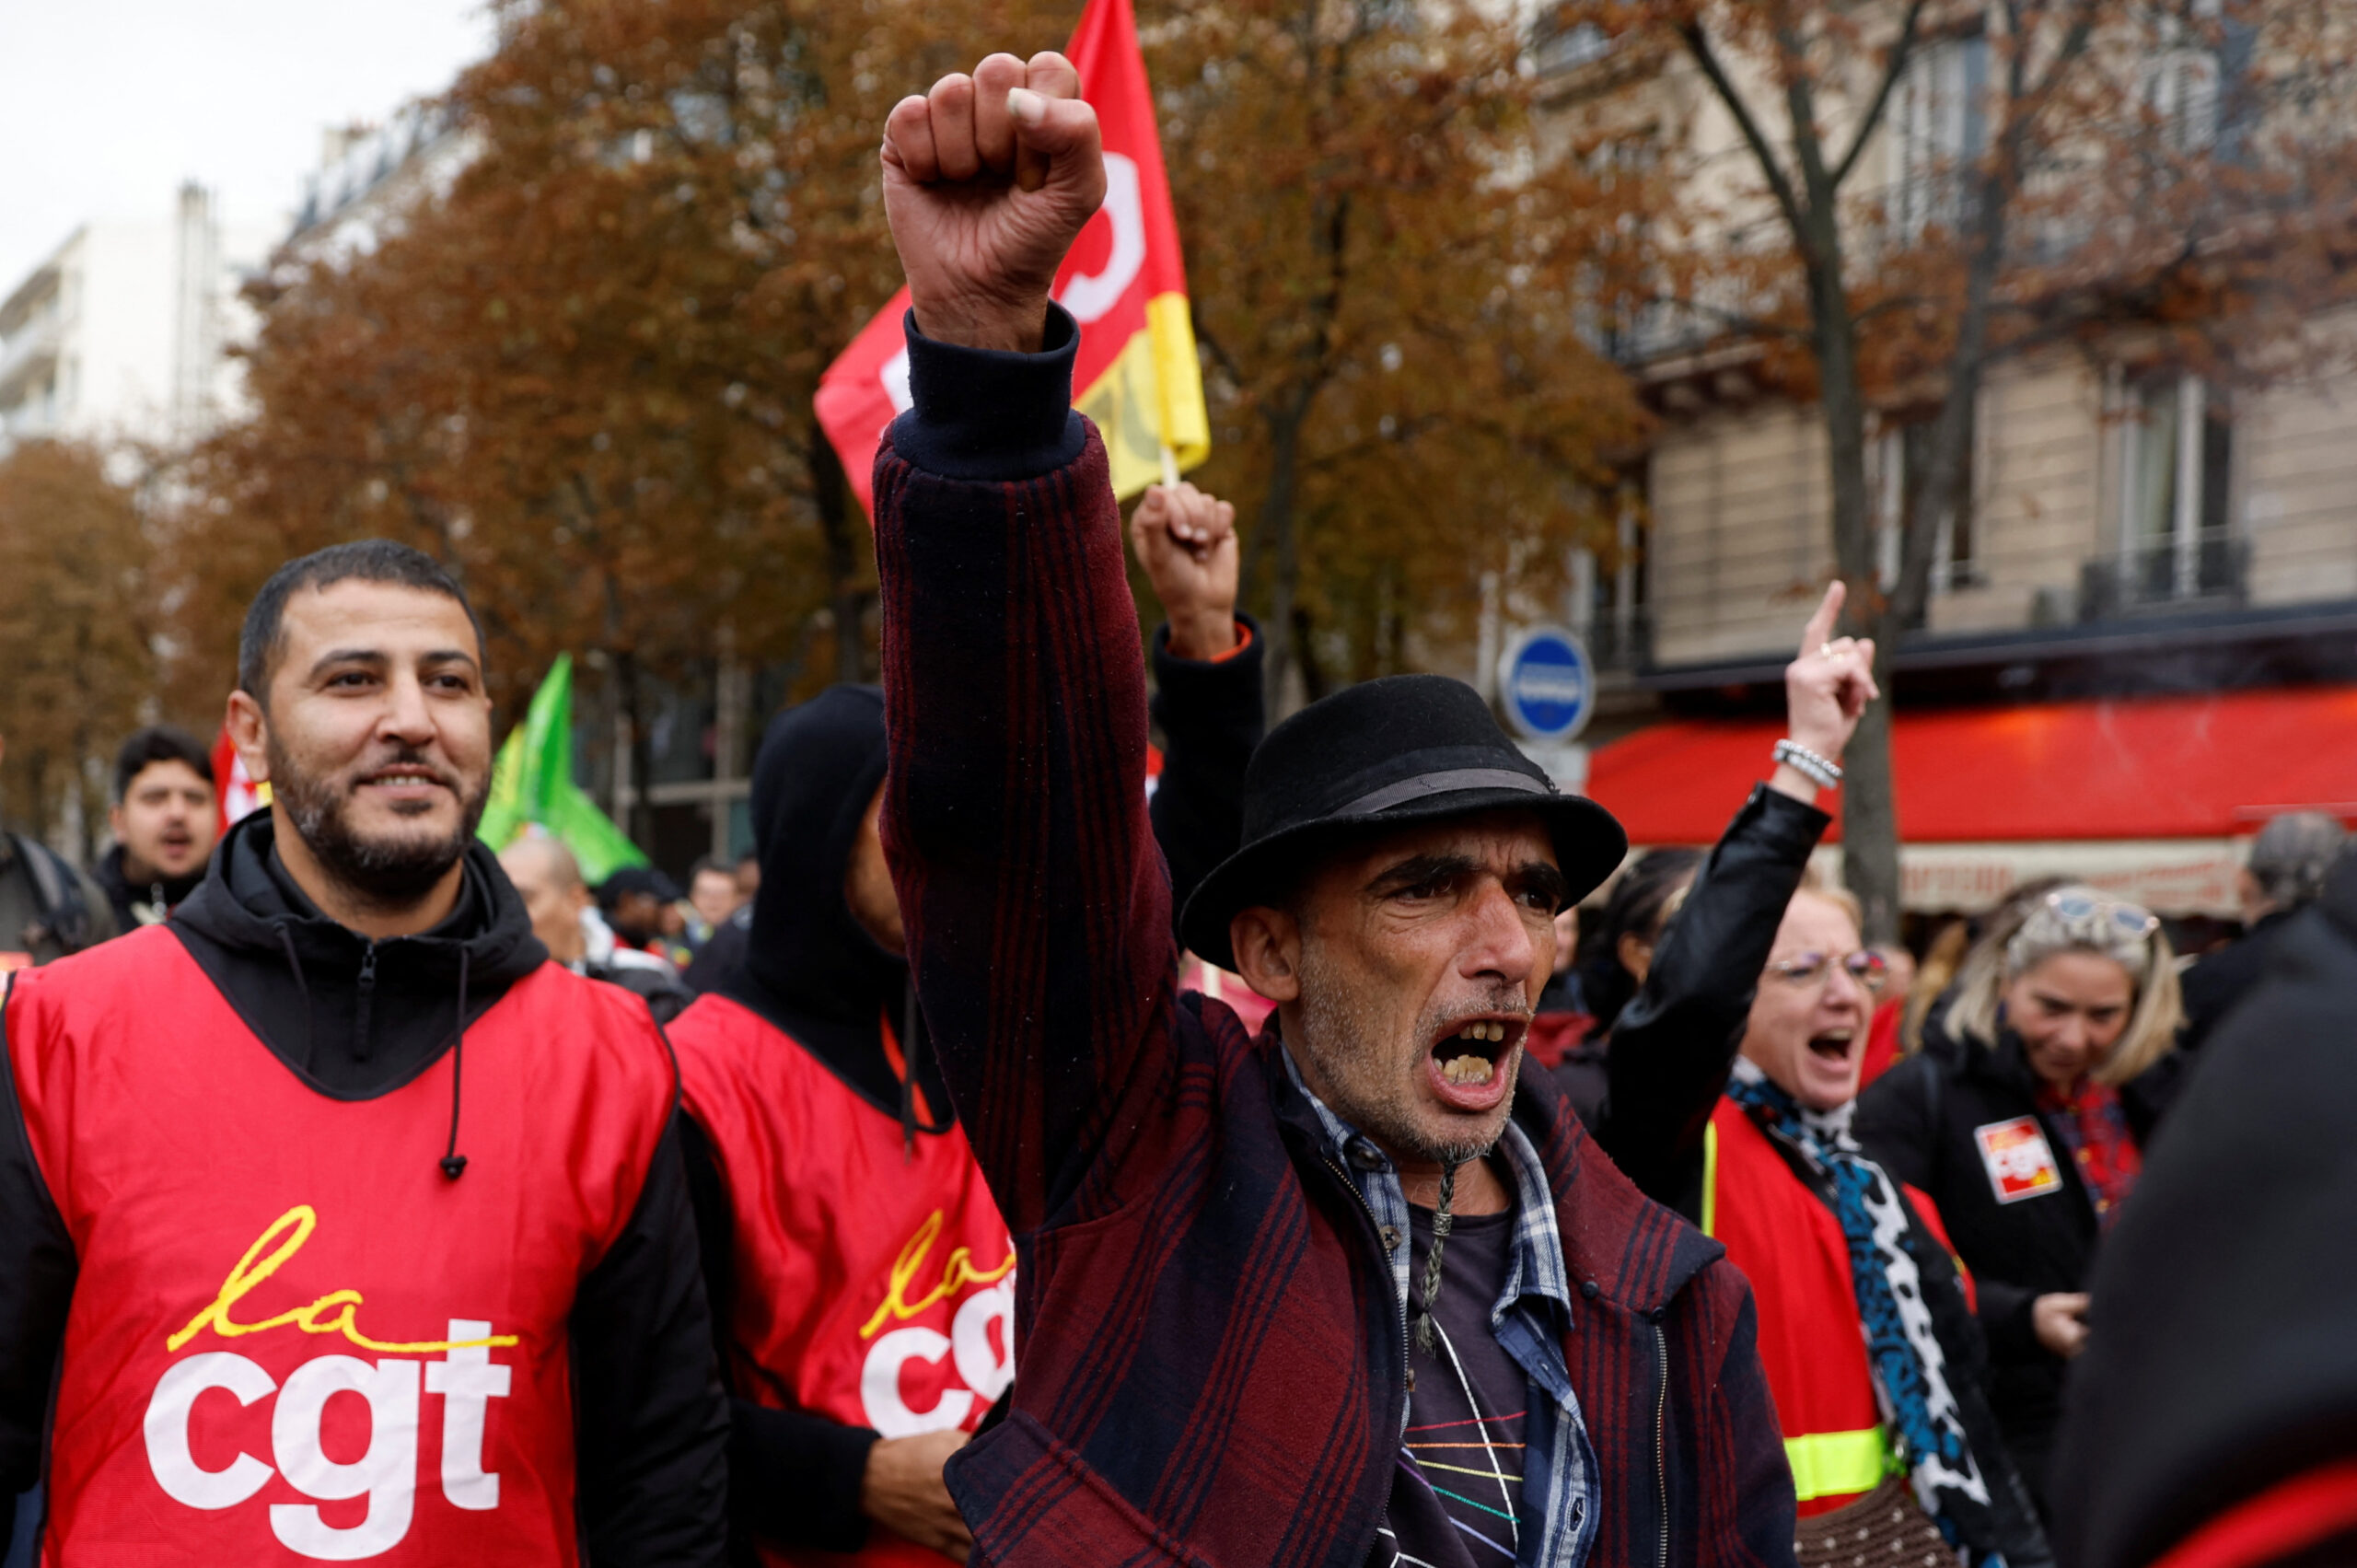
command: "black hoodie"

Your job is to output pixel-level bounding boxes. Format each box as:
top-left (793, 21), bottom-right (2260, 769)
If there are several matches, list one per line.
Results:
top-left (687, 630), bottom-right (1264, 1557)
top-left (718, 685), bottom-right (946, 1122)
top-left (0, 809), bottom-right (728, 1563)
top-left (94, 842), bottom-right (205, 934)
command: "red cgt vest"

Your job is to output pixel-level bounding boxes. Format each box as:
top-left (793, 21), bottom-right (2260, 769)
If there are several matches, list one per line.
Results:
top-left (1703, 1098), bottom-right (1968, 1517)
top-left (670, 994), bottom-right (1015, 1568)
top-left (6, 927), bottom-right (678, 1566)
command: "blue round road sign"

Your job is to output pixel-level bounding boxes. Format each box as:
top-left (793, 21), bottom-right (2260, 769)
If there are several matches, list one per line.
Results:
top-left (1499, 626), bottom-right (1595, 742)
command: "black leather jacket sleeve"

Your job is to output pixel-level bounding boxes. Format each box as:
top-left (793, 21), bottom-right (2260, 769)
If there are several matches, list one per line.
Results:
top-left (1149, 617), bottom-right (1265, 931)
top-left (1596, 784), bottom-right (1830, 1214)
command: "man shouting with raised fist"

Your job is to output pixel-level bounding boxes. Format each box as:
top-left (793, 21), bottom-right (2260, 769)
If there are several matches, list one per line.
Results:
top-left (870, 52), bottom-right (1796, 1568)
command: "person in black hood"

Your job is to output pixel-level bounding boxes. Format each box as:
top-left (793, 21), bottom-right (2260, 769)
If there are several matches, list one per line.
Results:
top-left (0, 540), bottom-right (726, 1564)
top-left (671, 479), bottom-right (1263, 1564)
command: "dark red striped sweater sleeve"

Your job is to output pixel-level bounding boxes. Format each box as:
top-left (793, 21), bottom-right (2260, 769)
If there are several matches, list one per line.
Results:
top-left (872, 306), bottom-right (1178, 1237)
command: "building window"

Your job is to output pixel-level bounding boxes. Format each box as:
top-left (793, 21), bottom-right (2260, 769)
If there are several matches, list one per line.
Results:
top-left (2141, 0), bottom-right (2254, 158)
top-left (1873, 415), bottom-right (1980, 609)
top-left (1577, 492), bottom-right (1651, 669)
top-left (1534, 19), bottom-right (1616, 77)
top-left (2113, 369), bottom-right (2238, 603)
top-left (2144, 44), bottom-right (2220, 155)
top-left (1892, 33), bottom-right (1990, 240)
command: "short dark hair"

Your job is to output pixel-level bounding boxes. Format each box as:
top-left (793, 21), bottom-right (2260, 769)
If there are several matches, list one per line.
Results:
top-left (690, 855), bottom-right (731, 882)
top-left (238, 540), bottom-right (485, 703)
top-left (597, 865), bottom-right (670, 911)
top-left (114, 726), bottom-right (215, 802)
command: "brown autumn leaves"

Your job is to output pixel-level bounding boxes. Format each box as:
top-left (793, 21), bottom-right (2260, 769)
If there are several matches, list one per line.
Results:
top-left (131, 0), bottom-right (1648, 768)
top-left (12, 0), bottom-right (2355, 848)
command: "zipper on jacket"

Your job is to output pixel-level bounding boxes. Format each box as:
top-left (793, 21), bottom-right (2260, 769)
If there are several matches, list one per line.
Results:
top-left (1325, 1154), bottom-right (1411, 1564)
top-left (1325, 1156), bottom-right (1411, 1385)
top-left (354, 941), bottom-right (377, 1060)
top-left (1653, 1320), bottom-right (1669, 1568)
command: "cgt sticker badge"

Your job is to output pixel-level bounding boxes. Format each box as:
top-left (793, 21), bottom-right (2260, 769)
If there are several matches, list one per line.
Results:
top-left (1974, 1117), bottom-right (2063, 1204)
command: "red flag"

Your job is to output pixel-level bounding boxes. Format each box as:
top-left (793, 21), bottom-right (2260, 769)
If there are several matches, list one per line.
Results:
top-left (816, 0), bottom-right (1210, 513)
top-left (213, 720), bottom-right (266, 836)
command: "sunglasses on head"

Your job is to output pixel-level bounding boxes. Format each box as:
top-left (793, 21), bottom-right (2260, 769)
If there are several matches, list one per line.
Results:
top-left (2045, 889), bottom-right (2159, 939)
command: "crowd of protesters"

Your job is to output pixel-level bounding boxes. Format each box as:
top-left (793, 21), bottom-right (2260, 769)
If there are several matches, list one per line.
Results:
top-left (2, 45), bottom-right (2356, 1568)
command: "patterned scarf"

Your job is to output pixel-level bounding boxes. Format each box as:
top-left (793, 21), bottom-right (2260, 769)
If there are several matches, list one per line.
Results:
top-left (2034, 1077), bottom-right (2142, 1226)
top-left (1726, 1063), bottom-right (2004, 1566)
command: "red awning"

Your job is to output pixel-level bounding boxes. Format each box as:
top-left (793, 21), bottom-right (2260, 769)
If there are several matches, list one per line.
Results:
top-left (1586, 685), bottom-right (2357, 844)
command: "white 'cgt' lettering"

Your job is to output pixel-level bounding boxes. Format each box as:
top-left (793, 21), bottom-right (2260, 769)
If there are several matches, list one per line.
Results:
top-left (141, 1320), bottom-right (511, 1561)
top-left (422, 1318), bottom-right (510, 1510)
top-left (271, 1355), bottom-right (419, 1560)
top-left (860, 1277), bottom-right (1016, 1438)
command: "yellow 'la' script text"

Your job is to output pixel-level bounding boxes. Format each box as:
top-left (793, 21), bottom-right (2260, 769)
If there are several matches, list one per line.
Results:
top-left (857, 1210), bottom-right (1015, 1341)
top-left (167, 1204), bottom-right (517, 1355)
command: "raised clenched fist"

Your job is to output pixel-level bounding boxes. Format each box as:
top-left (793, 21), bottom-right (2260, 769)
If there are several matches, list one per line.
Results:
top-left (1130, 482), bottom-right (1240, 660)
top-left (882, 52), bottom-right (1107, 354)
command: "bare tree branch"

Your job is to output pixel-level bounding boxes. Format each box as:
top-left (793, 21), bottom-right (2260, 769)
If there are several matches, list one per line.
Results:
top-left (1830, 0), bottom-right (1933, 190)
top-left (1677, 20), bottom-right (1813, 238)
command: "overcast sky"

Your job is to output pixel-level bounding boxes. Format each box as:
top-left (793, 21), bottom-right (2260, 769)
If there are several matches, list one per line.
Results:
top-left (0, 0), bottom-right (494, 289)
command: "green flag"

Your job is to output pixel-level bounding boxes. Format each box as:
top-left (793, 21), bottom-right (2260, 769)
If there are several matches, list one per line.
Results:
top-left (478, 654), bottom-right (647, 884)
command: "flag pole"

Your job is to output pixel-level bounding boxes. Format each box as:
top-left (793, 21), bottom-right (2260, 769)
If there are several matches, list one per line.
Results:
top-left (1159, 442), bottom-right (1180, 491)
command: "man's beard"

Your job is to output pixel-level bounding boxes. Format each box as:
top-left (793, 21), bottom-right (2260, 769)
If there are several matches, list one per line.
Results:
top-left (1293, 936), bottom-right (1515, 1167)
top-left (268, 738), bottom-right (489, 908)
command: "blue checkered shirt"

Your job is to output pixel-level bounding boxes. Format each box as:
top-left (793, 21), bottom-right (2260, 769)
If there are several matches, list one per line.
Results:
top-left (1283, 1049), bottom-right (1601, 1568)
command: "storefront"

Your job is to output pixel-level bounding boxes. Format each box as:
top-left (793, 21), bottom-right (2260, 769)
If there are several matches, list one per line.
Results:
top-left (1585, 684), bottom-right (2357, 916)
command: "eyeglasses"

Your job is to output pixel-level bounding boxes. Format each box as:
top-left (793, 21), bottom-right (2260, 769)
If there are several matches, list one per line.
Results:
top-left (1766, 950), bottom-right (1888, 994)
top-left (2045, 890), bottom-right (2160, 940)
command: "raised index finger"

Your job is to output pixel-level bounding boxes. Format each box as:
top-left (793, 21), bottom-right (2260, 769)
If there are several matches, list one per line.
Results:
top-left (1798, 580), bottom-right (1845, 656)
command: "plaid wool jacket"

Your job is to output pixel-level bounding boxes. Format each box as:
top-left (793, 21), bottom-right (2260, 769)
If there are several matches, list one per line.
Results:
top-left (873, 311), bottom-right (1796, 1568)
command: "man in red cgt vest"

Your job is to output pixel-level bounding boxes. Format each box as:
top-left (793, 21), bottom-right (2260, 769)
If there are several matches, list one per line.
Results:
top-left (673, 477), bottom-right (1262, 1566)
top-left (0, 541), bottom-right (727, 1565)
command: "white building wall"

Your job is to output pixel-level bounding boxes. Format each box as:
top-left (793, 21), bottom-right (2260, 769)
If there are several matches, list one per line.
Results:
top-left (0, 191), bottom-right (272, 452)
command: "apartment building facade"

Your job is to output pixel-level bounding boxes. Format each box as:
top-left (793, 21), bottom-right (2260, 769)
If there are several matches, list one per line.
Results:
top-left (1540, 12), bottom-right (2357, 915)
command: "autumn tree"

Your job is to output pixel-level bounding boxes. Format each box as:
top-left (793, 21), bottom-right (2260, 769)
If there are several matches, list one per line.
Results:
top-left (170, 0), bottom-right (1642, 834)
top-left (0, 441), bottom-right (156, 861)
top-left (168, 0), bottom-right (1067, 837)
top-left (1148, 0), bottom-right (1646, 709)
top-left (1546, 0), bottom-right (2357, 938)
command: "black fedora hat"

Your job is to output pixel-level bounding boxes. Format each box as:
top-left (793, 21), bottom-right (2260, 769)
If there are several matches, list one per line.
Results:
top-left (1178, 674), bottom-right (1629, 971)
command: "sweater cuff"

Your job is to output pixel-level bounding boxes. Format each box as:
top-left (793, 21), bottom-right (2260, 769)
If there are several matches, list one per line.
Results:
top-left (1154, 615), bottom-right (1260, 673)
top-left (728, 1399), bottom-right (878, 1552)
top-left (889, 304), bottom-right (1087, 482)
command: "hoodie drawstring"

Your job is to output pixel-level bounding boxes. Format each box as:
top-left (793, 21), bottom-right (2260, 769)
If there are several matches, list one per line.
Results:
top-left (882, 981), bottom-right (952, 1162)
top-left (900, 984), bottom-right (922, 1160)
top-left (440, 947), bottom-right (470, 1180)
top-left (273, 923), bottom-right (317, 1075)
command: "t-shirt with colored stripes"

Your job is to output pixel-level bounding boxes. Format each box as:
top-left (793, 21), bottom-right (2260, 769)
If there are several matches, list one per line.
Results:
top-left (1376, 1204), bottom-right (1528, 1568)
